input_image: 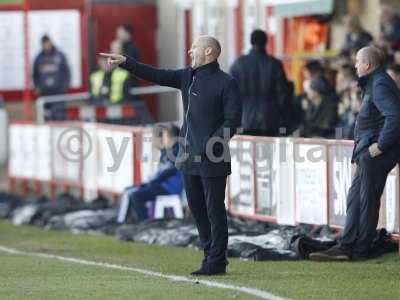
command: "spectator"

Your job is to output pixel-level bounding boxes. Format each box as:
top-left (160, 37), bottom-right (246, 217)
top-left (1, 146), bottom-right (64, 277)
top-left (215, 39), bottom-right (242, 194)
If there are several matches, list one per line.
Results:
top-left (336, 64), bottom-right (357, 95)
top-left (292, 60), bottom-right (333, 132)
top-left (336, 82), bottom-right (362, 139)
top-left (333, 50), bottom-right (352, 70)
top-left (116, 24), bottom-right (140, 88)
top-left (386, 64), bottom-right (400, 88)
top-left (335, 64), bottom-right (357, 135)
top-left (380, 4), bottom-right (400, 51)
top-left (341, 15), bottom-right (373, 52)
top-left (230, 29), bottom-right (290, 136)
top-left (33, 35), bottom-right (70, 96)
top-left (116, 24), bottom-right (140, 61)
top-left (117, 124), bottom-right (183, 223)
top-left (349, 48), bottom-right (359, 66)
top-left (301, 77), bottom-right (338, 138)
top-left (303, 60), bottom-right (335, 95)
top-left (89, 41), bottom-right (131, 104)
top-left (303, 60), bottom-right (325, 80)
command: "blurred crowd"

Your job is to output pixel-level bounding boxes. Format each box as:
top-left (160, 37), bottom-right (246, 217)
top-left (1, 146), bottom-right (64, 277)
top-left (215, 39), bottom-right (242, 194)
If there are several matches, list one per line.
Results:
top-left (32, 3), bottom-right (400, 140)
top-left (286, 4), bottom-right (400, 140)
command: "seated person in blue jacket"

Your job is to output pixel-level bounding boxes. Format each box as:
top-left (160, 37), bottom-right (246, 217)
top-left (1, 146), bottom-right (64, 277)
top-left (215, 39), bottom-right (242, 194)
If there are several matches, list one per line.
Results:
top-left (117, 124), bottom-right (183, 223)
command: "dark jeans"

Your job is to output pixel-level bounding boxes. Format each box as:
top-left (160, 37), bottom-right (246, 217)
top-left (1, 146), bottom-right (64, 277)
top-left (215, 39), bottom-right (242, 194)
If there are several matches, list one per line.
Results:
top-left (339, 144), bottom-right (400, 254)
top-left (183, 174), bottom-right (228, 266)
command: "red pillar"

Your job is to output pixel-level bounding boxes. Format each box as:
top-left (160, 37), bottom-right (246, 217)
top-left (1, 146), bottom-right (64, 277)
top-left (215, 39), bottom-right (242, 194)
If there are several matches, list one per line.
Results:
top-left (23, 0), bottom-right (32, 120)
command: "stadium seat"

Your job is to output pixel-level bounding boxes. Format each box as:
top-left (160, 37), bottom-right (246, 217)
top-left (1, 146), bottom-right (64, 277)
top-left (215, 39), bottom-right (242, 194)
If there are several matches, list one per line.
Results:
top-left (153, 195), bottom-right (184, 219)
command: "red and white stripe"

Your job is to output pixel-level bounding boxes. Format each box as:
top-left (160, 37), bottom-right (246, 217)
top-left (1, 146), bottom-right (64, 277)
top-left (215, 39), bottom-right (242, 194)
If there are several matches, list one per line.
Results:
top-left (65, 105), bottom-right (137, 121)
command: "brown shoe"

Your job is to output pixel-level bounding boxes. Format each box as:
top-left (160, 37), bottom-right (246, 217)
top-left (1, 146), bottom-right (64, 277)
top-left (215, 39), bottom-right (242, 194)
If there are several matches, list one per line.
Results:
top-left (309, 246), bottom-right (351, 262)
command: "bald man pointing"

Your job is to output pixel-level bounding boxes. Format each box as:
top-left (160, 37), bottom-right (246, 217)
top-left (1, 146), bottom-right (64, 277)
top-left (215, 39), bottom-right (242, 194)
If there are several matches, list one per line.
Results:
top-left (101, 36), bottom-right (241, 275)
top-left (310, 46), bottom-right (400, 261)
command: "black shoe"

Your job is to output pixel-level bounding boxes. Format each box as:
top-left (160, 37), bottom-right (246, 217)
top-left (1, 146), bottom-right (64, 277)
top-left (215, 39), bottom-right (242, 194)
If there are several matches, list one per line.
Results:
top-left (351, 250), bottom-right (369, 261)
top-left (190, 263), bottom-right (226, 276)
top-left (309, 246), bottom-right (351, 262)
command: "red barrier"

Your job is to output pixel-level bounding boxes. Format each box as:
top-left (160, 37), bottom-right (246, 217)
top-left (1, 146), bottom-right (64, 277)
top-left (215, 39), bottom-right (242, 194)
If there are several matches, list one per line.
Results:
top-left (64, 105), bottom-right (137, 121)
top-left (8, 121), bottom-right (154, 202)
top-left (227, 135), bottom-right (400, 236)
top-left (8, 122), bottom-right (400, 237)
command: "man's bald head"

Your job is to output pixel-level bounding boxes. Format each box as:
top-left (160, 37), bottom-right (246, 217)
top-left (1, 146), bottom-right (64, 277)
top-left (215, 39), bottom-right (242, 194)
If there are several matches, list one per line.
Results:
top-left (355, 46), bottom-right (384, 77)
top-left (188, 35), bottom-right (222, 69)
top-left (198, 35), bottom-right (222, 59)
top-left (358, 46), bottom-right (384, 67)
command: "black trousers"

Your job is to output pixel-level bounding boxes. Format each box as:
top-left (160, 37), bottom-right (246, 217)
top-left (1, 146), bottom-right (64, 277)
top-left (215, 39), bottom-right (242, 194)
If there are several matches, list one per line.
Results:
top-left (183, 174), bottom-right (228, 265)
top-left (339, 144), bottom-right (400, 254)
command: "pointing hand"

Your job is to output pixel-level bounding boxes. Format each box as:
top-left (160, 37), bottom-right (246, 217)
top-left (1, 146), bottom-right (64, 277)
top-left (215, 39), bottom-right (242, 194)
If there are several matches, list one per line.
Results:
top-left (99, 53), bottom-right (126, 69)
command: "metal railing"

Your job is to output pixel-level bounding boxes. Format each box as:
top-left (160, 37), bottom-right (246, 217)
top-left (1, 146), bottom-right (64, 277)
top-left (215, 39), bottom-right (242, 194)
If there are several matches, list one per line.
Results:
top-left (36, 85), bottom-right (178, 123)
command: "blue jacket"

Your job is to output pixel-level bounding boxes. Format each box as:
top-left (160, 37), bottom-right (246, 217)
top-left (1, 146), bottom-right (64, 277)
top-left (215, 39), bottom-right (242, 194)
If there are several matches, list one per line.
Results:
top-left (33, 48), bottom-right (70, 96)
top-left (121, 57), bottom-right (242, 177)
top-left (352, 67), bottom-right (400, 160)
top-left (148, 143), bottom-right (183, 195)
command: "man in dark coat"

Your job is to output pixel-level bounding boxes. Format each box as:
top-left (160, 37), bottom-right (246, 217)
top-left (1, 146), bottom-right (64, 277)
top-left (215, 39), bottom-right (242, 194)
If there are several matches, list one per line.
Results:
top-left (100, 35), bottom-right (242, 275)
top-left (310, 46), bottom-right (400, 261)
top-left (116, 24), bottom-right (140, 88)
top-left (116, 24), bottom-right (140, 61)
top-left (229, 29), bottom-right (289, 136)
top-left (33, 35), bottom-right (70, 96)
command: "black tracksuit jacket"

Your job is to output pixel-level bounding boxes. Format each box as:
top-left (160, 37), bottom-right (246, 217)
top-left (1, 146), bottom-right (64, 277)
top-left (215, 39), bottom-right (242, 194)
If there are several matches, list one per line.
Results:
top-left (121, 57), bottom-right (242, 177)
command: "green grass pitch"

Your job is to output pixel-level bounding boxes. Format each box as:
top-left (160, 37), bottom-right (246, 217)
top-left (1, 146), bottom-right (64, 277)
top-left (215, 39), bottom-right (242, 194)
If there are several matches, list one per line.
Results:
top-left (0, 220), bottom-right (399, 300)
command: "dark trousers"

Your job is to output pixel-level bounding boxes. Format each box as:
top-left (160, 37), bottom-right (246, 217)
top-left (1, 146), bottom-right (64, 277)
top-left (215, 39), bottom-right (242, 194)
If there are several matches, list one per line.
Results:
top-left (339, 144), bottom-right (400, 254)
top-left (183, 174), bottom-right (228, 265)
top-left (117, 184), bottom-right (170, 223)
top-left (131, 184), bottom-right (170, 221)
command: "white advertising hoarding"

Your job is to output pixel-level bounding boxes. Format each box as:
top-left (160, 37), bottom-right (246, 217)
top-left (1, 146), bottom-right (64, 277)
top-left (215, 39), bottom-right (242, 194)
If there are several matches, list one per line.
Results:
top-left (295, 143), bottom-right (328, 225)
top-left (96, 129), bottom-right (134, 193)
top-left (0, 10), bottom-right (81, 91)
top-left (0, 12), bottom-right (25, 90)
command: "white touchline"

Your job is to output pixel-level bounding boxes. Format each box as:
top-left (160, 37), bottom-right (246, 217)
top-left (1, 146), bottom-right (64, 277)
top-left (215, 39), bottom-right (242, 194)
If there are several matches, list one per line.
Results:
top-left (0, 245), bottom-right (289, 300)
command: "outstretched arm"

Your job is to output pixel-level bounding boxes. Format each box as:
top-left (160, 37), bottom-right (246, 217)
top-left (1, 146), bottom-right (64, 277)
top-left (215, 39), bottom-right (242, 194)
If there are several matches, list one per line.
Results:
top-left (99, 53), bottom-right (184, 89)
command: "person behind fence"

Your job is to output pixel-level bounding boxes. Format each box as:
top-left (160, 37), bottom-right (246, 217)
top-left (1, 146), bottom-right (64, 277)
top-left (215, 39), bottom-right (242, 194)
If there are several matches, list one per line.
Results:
top-left (341, 15), bottom-right (373, 52)
top-left (229, 29), bottom-right (290, 136)
top-left (380, 4), bottom-right (400, 51)
top-left (310, 46), bottom-right (400, 261)
top-left (336, 81), bottom-right (362, 140)
top-left (386, 64), bottom-right (400, 88)
top-left (292, 60), bottom-right (333, 131)
top-left (101, 35), bottom-right (242, 276)
top-left (33, 35), bottom-right (71, 97)
top-left (117, 124), bottom-right (182, 223)
top-left (116, 24), bottom-right (140, 88)
top-left (90, 42), bottom-right (131, 104)
top-left (335, 64), bottom-right (358, 97)
top-left (300, 76), bottom-right (338, 138)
